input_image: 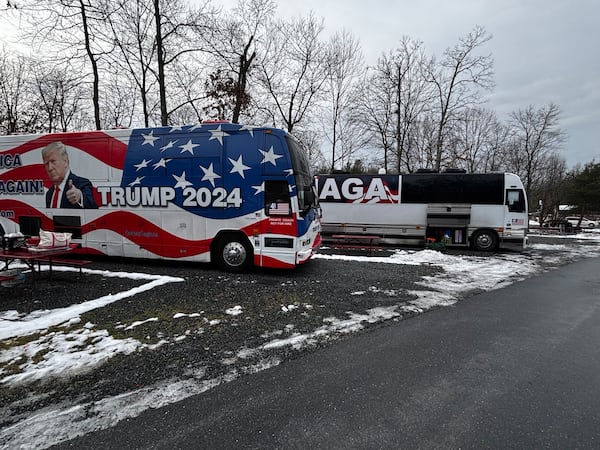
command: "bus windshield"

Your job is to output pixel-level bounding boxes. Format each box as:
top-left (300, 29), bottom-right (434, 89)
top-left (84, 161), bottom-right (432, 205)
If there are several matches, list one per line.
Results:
top-left (286, 136), bottom-right (316, 214)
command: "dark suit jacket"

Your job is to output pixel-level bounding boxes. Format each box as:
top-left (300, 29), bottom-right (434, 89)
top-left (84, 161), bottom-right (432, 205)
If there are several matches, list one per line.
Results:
top-left (45, 172), bottom-right (98, 209)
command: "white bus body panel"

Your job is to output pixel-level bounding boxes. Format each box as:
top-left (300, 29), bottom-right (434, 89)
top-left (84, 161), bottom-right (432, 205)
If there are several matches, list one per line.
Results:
top-left (318, 173), bottom-right (528, 251)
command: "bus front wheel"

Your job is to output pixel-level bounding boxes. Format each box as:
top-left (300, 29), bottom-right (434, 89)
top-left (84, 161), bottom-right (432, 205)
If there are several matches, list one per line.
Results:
top-left (471, 230), bottom-right (498, 252)
top-left (214, 235), bottom-right (253, 272)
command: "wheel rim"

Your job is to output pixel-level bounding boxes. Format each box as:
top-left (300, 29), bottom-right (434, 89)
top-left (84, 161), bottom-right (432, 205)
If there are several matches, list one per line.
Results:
top-left (475, 233), bottom-right (494, 251)
top-left (222, 241), bottom-right (247, 268)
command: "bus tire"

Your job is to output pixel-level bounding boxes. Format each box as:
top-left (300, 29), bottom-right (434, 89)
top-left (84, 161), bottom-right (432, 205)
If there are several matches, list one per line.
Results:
top-left (471, 229), bottom-right (498, 252)
top-left (213, 234), bottom-right (253, 272)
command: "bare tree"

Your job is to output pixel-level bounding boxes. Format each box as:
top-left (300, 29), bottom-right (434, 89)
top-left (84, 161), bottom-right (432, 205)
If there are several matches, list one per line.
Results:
top-left (0, 49), bottom-right (41, 133)
top-left (426, 26), bottom-right (495, 171)
top-left (33, 60), bottom-right (87, 132)
top-left (357, 66), bottom-right (396, 171)
top-left (507, 102), bottom-right (566, 196)
top-left (359, 38), bottom-right (433, 174)
top-left (257, 13), bottom-right (327, 133)
top-left (9, 0), bottom-right (114, 130)
top-left (106, 0), bottom-right (217, 126)
top-left (167, 57), bottom-right (210, 123)
top-left (321, 29), bottom-right (367, 172)
top-left (480, 118), bottom-right (511, 172)
top-left (390, 37), bottom-right (433, 173)
top-left (529, 154), bottom-right (567, 224)
top-left (200, 0), bottom-right (275, 123)
top-left (99, 73), bottom-right (138, 128)
top-left (451, 107), bottom-right (504, 172)
top-left (154, 0), bottom-right (217, 125)
top-left (407, 113), bottom-right (438, 172)
top-left (105, 0), bottom-right (157, 127)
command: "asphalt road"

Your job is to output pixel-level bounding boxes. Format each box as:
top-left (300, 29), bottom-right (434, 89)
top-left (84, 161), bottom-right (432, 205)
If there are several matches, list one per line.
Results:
top-left (59, 256), bottom-right (600, 449)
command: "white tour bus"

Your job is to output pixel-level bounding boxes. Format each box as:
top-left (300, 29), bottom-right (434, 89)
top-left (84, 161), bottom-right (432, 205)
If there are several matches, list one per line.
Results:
top-left (316, 171), bottom-right (528, 251)
top-left (0, 122), bottom-right (321, 271)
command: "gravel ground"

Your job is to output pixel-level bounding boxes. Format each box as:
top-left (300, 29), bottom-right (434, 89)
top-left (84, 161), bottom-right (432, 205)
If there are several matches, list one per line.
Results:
top-left (0, 234), bottom-right (596, 435)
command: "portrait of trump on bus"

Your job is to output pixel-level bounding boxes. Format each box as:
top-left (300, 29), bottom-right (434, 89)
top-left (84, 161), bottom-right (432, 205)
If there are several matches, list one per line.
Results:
top-left (42, 141), bottom-right (98, 209)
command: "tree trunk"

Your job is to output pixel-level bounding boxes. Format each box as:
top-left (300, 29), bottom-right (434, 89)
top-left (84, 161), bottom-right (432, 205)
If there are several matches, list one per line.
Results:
top-left (79, 0), bottom-right (101, 130)
top-left (154, 0), bottom-right (168, 126)
top-left (232, 36), bottom-right (255, 124)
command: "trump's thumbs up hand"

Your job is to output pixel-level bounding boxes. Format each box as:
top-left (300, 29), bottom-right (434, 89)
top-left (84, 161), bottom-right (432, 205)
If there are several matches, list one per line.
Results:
top-left (66, 179), bottom-right (83, 206)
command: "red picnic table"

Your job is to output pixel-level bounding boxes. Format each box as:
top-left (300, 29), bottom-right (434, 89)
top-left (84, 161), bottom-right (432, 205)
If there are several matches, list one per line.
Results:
top-left (0, 244), bottom-right (82, 283)
top-left (331, 234), bottom-right (382, 255)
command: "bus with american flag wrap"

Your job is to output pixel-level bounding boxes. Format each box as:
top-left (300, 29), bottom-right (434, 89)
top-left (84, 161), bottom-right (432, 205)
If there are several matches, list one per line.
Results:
top-left (316, 172), bottom-right (528, 251)
top-left (0, 122), bottom-right (321, 271)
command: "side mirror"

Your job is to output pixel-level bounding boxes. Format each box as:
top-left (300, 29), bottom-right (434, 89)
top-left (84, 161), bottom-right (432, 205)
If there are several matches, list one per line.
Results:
top-left (304, 189), bottom-right (314, 205)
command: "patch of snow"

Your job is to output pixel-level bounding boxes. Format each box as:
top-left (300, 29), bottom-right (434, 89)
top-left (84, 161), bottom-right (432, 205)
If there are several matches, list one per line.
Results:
top-left (124, 317), bottom-right (159, 331)
top-left (225, 305), bottom-right (243, 316)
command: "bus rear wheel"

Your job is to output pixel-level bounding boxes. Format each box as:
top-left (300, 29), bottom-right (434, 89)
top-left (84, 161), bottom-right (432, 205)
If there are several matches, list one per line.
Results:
top-left (214, 235), bottom-right (253, 272)
top-left (471, 230), bottom-right (498, 252)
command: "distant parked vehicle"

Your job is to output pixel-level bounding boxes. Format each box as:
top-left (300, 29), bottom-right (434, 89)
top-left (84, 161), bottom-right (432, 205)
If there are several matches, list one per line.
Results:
top-left (565, 216), bottom-right (597, 228)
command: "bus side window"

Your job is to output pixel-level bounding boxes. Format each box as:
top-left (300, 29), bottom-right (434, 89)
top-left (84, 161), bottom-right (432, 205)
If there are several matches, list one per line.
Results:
top-left (265, 180), bottom-right (291, 216)
top-left (506, 189), bottom-right (525, 213)
top-left (19, 216), bottom-right (42, 237)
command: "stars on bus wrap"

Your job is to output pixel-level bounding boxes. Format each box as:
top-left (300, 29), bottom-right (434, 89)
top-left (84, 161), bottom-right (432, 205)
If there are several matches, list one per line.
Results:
top-left (208, 125), bottom-right (229, 145)
top-left (200, 163), bottom-right (220, 188)
top-left (119, 123), bottom-right (295, 219)
top-left (141, 130), bottom-right (160, 146)
top-left (228, 155), bottom-right (250, 179)
top-left (259, 146), bottom-right (283, 166)
top-left (179, 140), bottom-right (199, 155)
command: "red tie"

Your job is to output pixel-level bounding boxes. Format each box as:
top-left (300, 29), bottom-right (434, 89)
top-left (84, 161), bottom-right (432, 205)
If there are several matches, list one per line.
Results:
top-left (51, 187), bottom-right (60, 208)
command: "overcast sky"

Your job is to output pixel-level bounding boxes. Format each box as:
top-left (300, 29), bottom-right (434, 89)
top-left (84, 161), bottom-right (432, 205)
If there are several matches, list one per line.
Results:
top-left (274, 0), bottom-right (599, 168)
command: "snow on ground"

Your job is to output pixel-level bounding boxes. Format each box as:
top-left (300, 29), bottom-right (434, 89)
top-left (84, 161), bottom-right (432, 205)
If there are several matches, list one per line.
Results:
top-left (0, 267), bottom-right (184, 340)
top-left (1, 232), bottom-right (600, 449)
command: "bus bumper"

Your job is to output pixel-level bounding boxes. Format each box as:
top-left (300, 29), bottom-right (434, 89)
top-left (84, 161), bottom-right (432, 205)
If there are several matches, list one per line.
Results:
top-left (296, 247), bottom-right (313, 264)
top-left (296, 234), bottom-right (321, 265)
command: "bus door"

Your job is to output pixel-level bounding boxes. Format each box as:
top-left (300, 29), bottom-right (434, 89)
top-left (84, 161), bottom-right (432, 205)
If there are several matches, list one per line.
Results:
top-left (505, 188), bottom-right (527, 235)
top-left (261, 179), bottom-right (296, 265)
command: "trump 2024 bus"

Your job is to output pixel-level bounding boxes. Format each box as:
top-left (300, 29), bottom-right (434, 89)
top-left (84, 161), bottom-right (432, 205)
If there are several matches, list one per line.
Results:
top-left (0, 122), bottom-right (321, 271)
top-left (317, 172), bottom-right (528, 251)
